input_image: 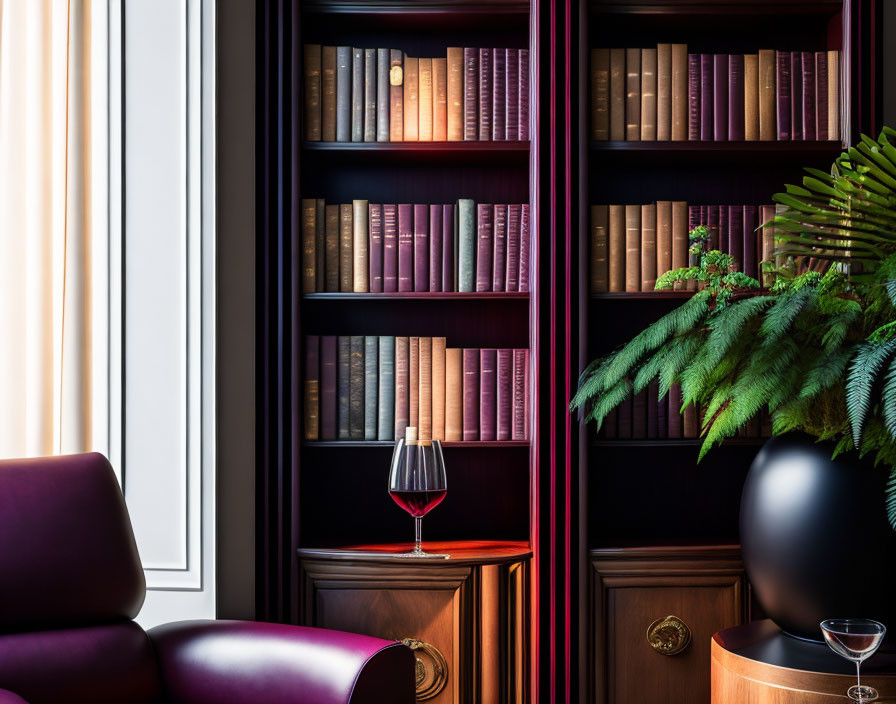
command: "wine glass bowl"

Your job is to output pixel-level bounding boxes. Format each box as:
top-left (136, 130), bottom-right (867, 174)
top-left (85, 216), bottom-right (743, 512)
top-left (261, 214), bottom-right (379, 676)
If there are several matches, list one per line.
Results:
top-left (820, 619), bottom-right (887, 702)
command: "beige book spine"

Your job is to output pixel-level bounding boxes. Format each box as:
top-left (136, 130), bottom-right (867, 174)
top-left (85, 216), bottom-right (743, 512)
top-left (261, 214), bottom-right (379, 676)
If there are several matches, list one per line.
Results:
top-left (418, 337), bottom-right (433, 441)
top-left (409, 337), bottom-right (420, 429)
top-left (301, 199), bottom-right (316, 293)
top-left (432, 58), bottom-right (448, 141)
top-left (446, 48), bottom-right (464, 141)
top-left (404, 56), bottom-right (419, 141)
top-left (591, 205), bottom-right (609, 292)
top-left (432, 337), bottom-right (447, 441)
top-left (445, 348), bottom-right (463, 441)
top-left (670, 44), bottom-right (688, 140)
top-left (609, 48), bottom-right (625, 141)
top-left (321, 46), bottom-right (336, 142)
top-left (640, 48), bottom-right (657, 141)
top-left (656, 201), bottom-right (672, 280)
top-left (625, 205), bottom-right (641, 292)
top-left (656, 43), bottom-right (672, 141)
top-left (325, 204), bottom-right (339, 292)
top-left (640, 203), bottom-right (657, 291)
top-left (608, 204), bottom-right (625, 292)
top-left (671, 201), bottom-right (688, 290)
top-left (389, 50), bottom-right (404, 142)
top-left (744, 54), bottom-right (759, 141)
top-left (625, 48), bottom-right (641, 141)
top-left (827, 50), bottom-right (840, 141)
top-left (304, 44), bottom-right (321, 141)
top-left (592, 48), bottom-right (610, 140)
top-left (758, 49), bottom-right (776, 141)
top-left (352, 199), bottom-right (369, 292)
top-left (339, 204), bottom-right (353, 292)
top-left (418, 58), bottom-right (434, 141)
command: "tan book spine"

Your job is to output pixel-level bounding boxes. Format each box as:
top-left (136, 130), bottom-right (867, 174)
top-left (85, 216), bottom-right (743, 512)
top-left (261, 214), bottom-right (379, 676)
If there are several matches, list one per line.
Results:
top-left (625, 205), bottom-right (641, 292)
top-left (827, 50), bottom-right (840, 141)
top-left (394, 336), bottom-right (409, 439)
top-left (657, 43), bottom-right (672, 140)
top-left (409, 337), bottom-right (420, 429)
top-left (609, 48), bottom-right (625, 141)
top-left (670, 44), bottom-right (688, 140)
top-left (432, 337), bottom-right (447, 441)
top-left (389, 50), bottom-right (404, 142)
top-left (418, 58), bottom-right (434, 141)
top-left (418, 337), bottom-right (433, 441)
top-left (445, 348), bottom-right (463, 441)
top-left (608, 204), bottom-right (625, 292)
top-left (304, 44), bottom-right (321, 141)
top-left (352, 199), bottom-right (369, 292)
top-left (656, 201), bottom-right (672, 280)
top-left (321, 46), bottom-right (336, 141)
top-left (592, 48), bottom-right (610, 140)
top-left (641, 203), bottom-right (657, 291)
top-left (339, 204), bottom-right (353, 292)
top-left (640, 48), bottom-right (657, 141)
top-left (432, 58), bottom-right (448, 141)
top-left (625, 48), bottom-right (641, 141)
top-left (404, 56), bottom-right (419, 141)
top-left (315, 199), bottom-right (325, 292)
top-left (760, 204), bottom-right (776, 287)
top-left (446, 48), bottom-right (464, 141)
top-left (758, 49), bottom-right (776, 141)
top-left (671, 201), bottom-right (688, 290)
top-left (301, 199), bottom-right (316, 293)
top-left (744, 54), bottom-right (759, 141)
top-left (590, 205), bottom-right (609, 292)
top-left (325, 204), bottom-right (339, 292)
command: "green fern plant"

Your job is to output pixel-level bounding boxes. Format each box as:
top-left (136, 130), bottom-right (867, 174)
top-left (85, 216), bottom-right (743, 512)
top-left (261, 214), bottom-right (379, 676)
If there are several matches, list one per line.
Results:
top-left (572, 129), bottom-right (896, 530)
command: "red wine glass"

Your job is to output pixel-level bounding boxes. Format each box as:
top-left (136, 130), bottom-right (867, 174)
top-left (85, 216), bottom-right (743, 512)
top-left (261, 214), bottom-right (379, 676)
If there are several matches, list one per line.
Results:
top-left (820, 619), bottom-right (887, 702)
top-left (388, 427), bottom-right (449, 558)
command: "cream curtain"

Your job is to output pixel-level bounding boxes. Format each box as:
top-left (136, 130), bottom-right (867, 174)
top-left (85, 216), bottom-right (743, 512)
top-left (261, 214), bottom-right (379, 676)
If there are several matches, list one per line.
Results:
top-left (0, 0), bottom-right (96, 458)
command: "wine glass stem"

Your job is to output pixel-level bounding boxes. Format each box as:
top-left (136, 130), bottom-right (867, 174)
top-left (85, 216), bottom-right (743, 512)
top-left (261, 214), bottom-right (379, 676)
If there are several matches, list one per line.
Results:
top-left (856, 661), bottom-right (862, 702)
top-left (414, 516), bottom-right (423, 554)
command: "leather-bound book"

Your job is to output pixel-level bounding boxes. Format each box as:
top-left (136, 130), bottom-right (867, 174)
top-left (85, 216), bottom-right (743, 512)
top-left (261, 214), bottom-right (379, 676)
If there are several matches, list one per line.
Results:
top-left (339, 204), bottom-right (353, 292)
top-left (389, 50), bottom-right (403, 141)
top-left (463, 48), bottom-right (479, 141)
top-left (321, 335), bottom-right (337, 440)
top-left (625, 205), bottom-right (640, 292)
top-left (625, 48), bottom-right (641, 141)
top-left (608, 204), bottom-right (625, 292)
top-left (670, 44), bottom-right (688, 140)
top-left (383, 204), bottom-right (398, 292)
top-left (590, 205), bottom-right (609, 293)
top-left (492, 48), bottom-right (506, 141)
top-left (325, 205), bottom-right (339, 292)
top-left (760, 204), bottom-right (776, 287)
top-left (656, 201), bottom-right (672, 281)
top-left (413, 203), bottom-right (430, 292)
top-left (418, 337), bottom-right (433, 442)
top-left (463, 348), bottom-right (480, 441)
top-left (349, 336), bottom-right (364, 439)
top-left (683, 400), bottom-right (698, 439)
top-left (496, 349), bottom-right (513, 440)
top-left (776, 51), bottom-right (791, 140)
top-left (476, 204), bottom-right (494, 292)
top-left (338, 336), bottom-right (351, 439)
top-left (707, 205), bottom-right (720, 251)
top-left (376, 49), bottom-right (390, 142)
top-left (827, 51), bottom-right (839, 140)
top-left (492, 205), bottom-right (508, 292)
top-left (656, 390), bottom-right (667, 439)
top-left (512, 349), bottom-right (528, 440)
top-left (592, 48), bottom-right (610, 140)
top-left (641, 48), bottom-right (657, 141)
top-left (506, 204), bottom-right (522, 292)
top-left (656, 43), bottom-right (672, 140)
top-left (458, 199), bottom-right (476, 292)
top-left (506, 49), bottom-right (520, 140)
top-left (351, 48), bottom-right (364, 142)
top-left (727, 205), bottom-right (743, 270)
top-left (336, 47), bottom-right (351, 141)
top-left (409, 337), bottom-right (420, 430)
top-left (478, 48), bottom-right (492, 141)
top-left (479, 348), bottom-right (497, 441)
top-left (363, 49), bottom-right (377, 142)
top-left (687, 53), bottom-right (700, 141)
top-left (519, 50), bottom-right (529, 140)
top-left (718, 204), bottom-right (728, 254)
top-left (364, 336), bottom-right (379, 440)
top-left (445, 348), bottom-right (463, 441)
top-left (617, 396), bottom-right (632, 439)
top-left (801, 51), bottom-right (815, 141)
top-left (418, 58), bottom-right (433, 141)
top-left (352, 200), bottom-right (369, 291)
top-left (758, 49), bottom-right (776, 141)
top-left (315, 199), bottom-right (325, 292)
top-left (322, 46), bottom-right (336, 142)
top-left (744, 53), bottom-right (759, 141)
top-left (442, 204), bottom-right (455, 291)
top-left (609, 48), bottom-right (625, 141)
top-left (403, 56), bottom-right (419, 141)
top-left (815, 52), bottom-right (828, 140)
top-left (304, 44), bottom-right (321, 141)
top-left (377, 336), bottom-right (395, 441)
top-left (699, 54), bottom-right (713, 141)
top-left (429, 205), bottom-right (443, 292)
top-left (394, 337), bottom-right (409, 439)
top-left (641, 203), bottom-right (657, 291)
top-left (667, 383), bottom-right (682, 438)
top-left (304, 336), bottom-right (320, 440)
top-left (790, 52), bottom-right (803, 140)
top-left (713, 54), bottom-right (728, 141)
top-left (646, 380), bottom-right (659, 438)
top-left (433, 57), bottom-right (448, 141)
top-left (632, 390), bottom-right (647, 438)
top-left (301, 199), bottom-right (316, 293)
top-left (519, 204), bottom-right (530, 292)
top-left (728, 54), bottom-right (745, 141)
top-left (432, 337), bottom-right (446, 441)
top-left (398, 204), bottom-right (414, 292)
top-left (671, 201), bottom-right (688, 290)
top-left (446, 48), bottom-right (464, 141)
top-left (368, 204), bottom-right (384, 293)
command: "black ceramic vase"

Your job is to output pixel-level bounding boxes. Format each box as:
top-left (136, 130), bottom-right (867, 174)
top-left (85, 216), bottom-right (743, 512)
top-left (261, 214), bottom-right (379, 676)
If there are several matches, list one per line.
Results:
top-left (740, 433), bottom-right (896, 644)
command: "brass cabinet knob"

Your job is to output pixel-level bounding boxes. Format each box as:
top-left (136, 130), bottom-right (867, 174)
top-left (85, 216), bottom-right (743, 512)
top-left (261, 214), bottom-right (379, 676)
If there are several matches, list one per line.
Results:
top-left (401, 638), bottom-right (448, 701)
top-left (646, 615), bottom-right (692, 655)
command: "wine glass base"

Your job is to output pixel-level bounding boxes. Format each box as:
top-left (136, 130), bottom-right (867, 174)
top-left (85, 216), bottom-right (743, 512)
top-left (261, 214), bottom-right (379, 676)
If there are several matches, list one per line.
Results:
top-left (848, 685), bottom-right (879, 702)
top-left (393, 551), bottom-right (451, 559)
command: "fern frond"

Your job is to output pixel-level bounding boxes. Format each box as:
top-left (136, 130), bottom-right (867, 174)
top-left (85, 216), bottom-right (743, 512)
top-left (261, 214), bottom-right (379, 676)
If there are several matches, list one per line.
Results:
top-left (846, 339), bottom-right (896, 446)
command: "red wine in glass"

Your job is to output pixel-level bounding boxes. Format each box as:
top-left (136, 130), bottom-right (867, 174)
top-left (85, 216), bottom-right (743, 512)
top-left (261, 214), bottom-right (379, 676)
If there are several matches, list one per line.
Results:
top-left (390, 489), bottom-right (447, 518)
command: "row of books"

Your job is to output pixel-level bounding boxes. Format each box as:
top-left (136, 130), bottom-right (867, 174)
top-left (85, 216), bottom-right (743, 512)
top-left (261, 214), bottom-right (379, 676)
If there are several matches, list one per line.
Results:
top-left (301, 199), bottom-right (531, 294)
top-left (590, 46), bottom-right (840, 142)
top-left (303, 45), bottom-right (530, 143)
top-left (589, 202), bottom-right (777, 293)
top-left (303, 336), bottom-right (530, 442)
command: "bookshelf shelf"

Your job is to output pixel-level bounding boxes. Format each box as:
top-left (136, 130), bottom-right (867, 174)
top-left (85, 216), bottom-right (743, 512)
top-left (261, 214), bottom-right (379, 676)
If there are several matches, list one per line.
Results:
top-left (302, 0), bottom-right (529, 15)
top-left (303, 292), bottom-right (530, 300)
top-left (303, 440), bottom-right (531, 448)
top-left (590, 291), bottom-right (691, 300)
top-left (590, 140), bottom-right (843, 164)
top-left (591, 438), bottom-right (767, 448)
top-left (590, 0), bottom-right (842, 16)
top-left (302, 141), bottom-right (530, 164)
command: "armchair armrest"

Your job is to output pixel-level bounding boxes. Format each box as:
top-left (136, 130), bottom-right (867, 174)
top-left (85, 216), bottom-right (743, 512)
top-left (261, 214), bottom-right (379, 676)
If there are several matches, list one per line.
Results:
top-left (0, 689), bottom-right (28, 704)
top-left (148, 620), bottom-right (414, 704)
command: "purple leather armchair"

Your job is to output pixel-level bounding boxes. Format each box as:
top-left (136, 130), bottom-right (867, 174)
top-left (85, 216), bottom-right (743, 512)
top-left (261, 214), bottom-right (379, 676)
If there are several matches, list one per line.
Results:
top-left (0, 453), bottom-right (415, 704)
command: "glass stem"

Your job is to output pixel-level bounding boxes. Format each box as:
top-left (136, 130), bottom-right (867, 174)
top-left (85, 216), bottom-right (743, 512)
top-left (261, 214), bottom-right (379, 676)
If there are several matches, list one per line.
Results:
top-left (414, 516), bottom-right (423, 554)
top-left (856, 661), bottom-right (862, 702)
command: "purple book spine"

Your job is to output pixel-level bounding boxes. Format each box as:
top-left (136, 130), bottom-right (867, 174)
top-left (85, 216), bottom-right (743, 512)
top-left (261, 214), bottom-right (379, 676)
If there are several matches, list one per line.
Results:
top-left (718, 205), bottom-right (729, 254)
top-left (464, 48), bottom-right (479, 141)
top-left (802, 51), bottom-right (816, 141)
top-left (320, 335), bottom-right (337, 440)
top-left (442, 204), bottom-right (455, 291)
top-left (518, 49), bottom-right (530, 140)
top-left (368, 204), bottom-right (384, 293)
top-left (478, 48), bottom-right (492, 141)
top-left (512, 348), bottom-right (528, 440)
top-left (708, 205), bottom-right (720, 250)
top-left (519, 204), bottom-right (530, 292)
top-left (429, 204), bottom-right (443, 292)
top-left (656, 392), bottom-right (667, 439)
top-left (742, 205), bottom-right (757, 280)
top-left (463, 348), bottom-right (480, 441)
top-left (728, 205), bottom-right (744, 270)
top-left (492, 204), bottom-right (508, 291)
top-left (815, 52), bottom-right (828, 140)
top-left (632, 391), bottom-right (647, 438)
top-left (668, 384), bottom-right (682, 438)
top-left (413, 203), bottom-right (429, 292)
top-left (491, 48), bottom-right (506, 141)
top-left (505, 49), bottom-right (519, 141)
top-left (476, 204), bottom-right (494, 292)
top-left (305, 336), bottom-right (319, 440)
top-left (617, 396), bottom-right (632, 439)
top-left (397, 204), bottom-right (414, 292)
top-left (713, 54), bottom-right (728, 141)
top-left (688, 53), bottom-right (700, 141)
top-left (383, 204), bottom-right (398, 292)
top-left (728, 54), bottom-right (745, 141)
top-left (700, 54), bottom-right (713, 141)
top-left (790, 52), bottom-right (803, 141)
top-left (506, 204), bottom-right (522, 292)
top-left (776, 51), bottom-right (792, 140)
top-left (646, 380), bottom-right (659, 438)
top-left (496, 349), bottom-right (513, 440)
top-left (479, 348), bottom-right (497, 441)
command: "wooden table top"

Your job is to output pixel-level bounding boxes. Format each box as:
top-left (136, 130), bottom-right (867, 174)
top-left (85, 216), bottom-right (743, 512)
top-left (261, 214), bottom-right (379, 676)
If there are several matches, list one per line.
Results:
top-left (298, 540), bottom-right (532, 565)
